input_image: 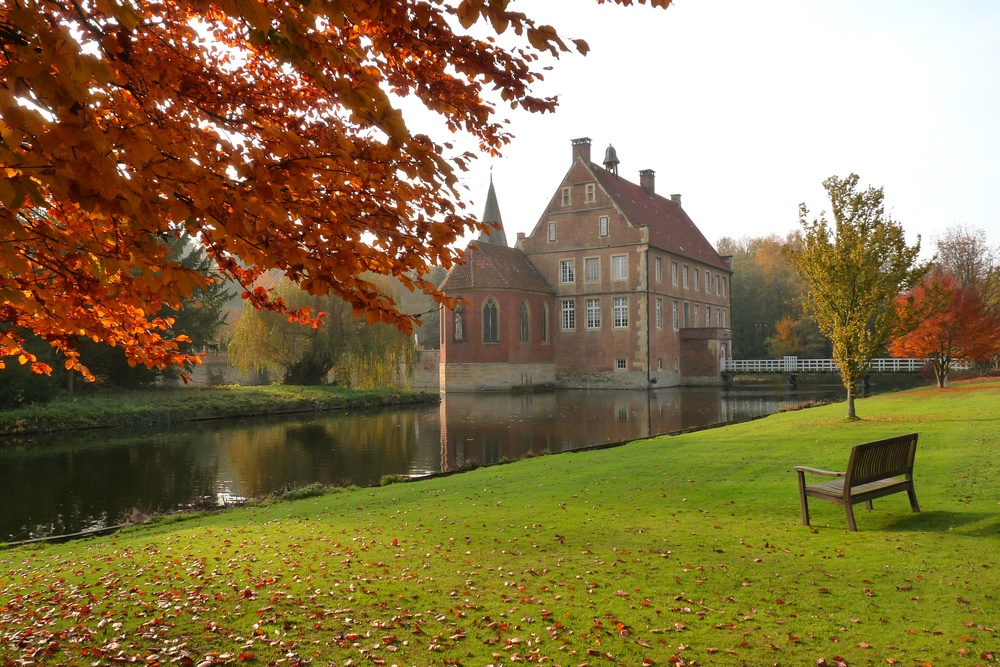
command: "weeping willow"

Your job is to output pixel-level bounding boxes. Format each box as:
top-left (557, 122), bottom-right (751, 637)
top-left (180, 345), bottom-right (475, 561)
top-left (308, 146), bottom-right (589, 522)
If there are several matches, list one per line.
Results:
top-left (228, 275), bottom-right (416, 386)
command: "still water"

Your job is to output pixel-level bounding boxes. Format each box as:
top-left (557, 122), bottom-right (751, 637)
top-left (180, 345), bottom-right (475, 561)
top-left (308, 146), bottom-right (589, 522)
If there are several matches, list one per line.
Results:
top-left (0, 379), bottom-right (917, 541)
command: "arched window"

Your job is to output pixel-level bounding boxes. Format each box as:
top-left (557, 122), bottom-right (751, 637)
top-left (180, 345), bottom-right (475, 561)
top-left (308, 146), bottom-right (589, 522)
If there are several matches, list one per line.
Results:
top-left (482, 298), bottom-right (499, 343)
top-left (519, 301), bottom-right (530, 343)
top-left (453, 305), bottom-right (464, 342)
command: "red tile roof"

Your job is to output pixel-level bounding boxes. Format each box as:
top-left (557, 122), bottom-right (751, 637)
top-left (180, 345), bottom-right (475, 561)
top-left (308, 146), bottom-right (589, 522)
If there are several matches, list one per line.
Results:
top-left (439, 241), bottom-right (554, 294)
top-left (591, 166), bottom-right (731, 272)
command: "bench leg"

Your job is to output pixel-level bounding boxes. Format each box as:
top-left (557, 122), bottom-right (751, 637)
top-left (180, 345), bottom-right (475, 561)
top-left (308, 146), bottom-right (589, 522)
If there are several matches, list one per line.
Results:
top-left (797, 471), bottom-right (810, 526)
top-left (865, 500), bottom-right (873, 510)
top-left (845, 502), bottom-right (858, 532)
top-left (907, 484), bottom-right (920, 513)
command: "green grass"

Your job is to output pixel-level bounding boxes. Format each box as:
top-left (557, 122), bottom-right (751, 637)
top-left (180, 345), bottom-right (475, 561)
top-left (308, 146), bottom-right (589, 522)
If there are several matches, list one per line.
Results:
top-left (0, 384), bottom-right (438, 435)
top-left (2, 380), bottom-right (999, 666)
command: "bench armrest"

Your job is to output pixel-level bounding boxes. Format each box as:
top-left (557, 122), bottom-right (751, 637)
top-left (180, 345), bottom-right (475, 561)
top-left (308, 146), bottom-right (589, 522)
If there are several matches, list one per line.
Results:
top-left (794, 466), bottom-right (844, 477)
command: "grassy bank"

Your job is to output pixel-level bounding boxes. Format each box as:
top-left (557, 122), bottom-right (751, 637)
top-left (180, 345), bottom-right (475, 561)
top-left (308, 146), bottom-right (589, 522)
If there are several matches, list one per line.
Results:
top-left (2, 380), bottom-right (999, 666)
top-left (0, 385), bottom-right (438, 436)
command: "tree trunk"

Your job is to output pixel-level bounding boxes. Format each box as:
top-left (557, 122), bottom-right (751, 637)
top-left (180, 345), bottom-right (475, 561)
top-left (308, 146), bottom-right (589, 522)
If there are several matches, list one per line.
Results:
top-left (845, 388), bottom-right (857, 419)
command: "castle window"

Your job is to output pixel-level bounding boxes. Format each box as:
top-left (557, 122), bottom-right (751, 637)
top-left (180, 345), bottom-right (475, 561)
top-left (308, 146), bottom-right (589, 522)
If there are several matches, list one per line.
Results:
top-left (541, 303), bottom-right (549, 343)
top-left (584, 257), bottom-right (600, 283)
top-left (694, 268), bottom-right (700, 291)
top-left (705, 306), bottom-right (711, 327)
top-left (599, 216), bottom-right (609, 237)
top-left (682, 265), bottom-right (689, 288)
top-left (519, 301), bottom-right (530, 343)
top-left (655, 257), bottom-right (662, 283)
top-left (722, 277), bottom-right (728, 297)
top-left (655, 298), bottom-right (663, 329)
top-left (453, 305), bottom-right (464, 342)
top-left (657, 358), bottom-right (663, 370)
top-left (586, 298), bottom-right (601, 329)
top-left (585, 183), bottom-right (596, 203)
top-left (482, 298), bottom-right (499, 343)
top-left (722, 309), bottom-right (728, 327)
top-left (672, 300), bottom-right (679, 331)
top-left (705, 270), bottom-right (711, 293)
top-left (612, 254), bottom-right (627, 281)
top-left (561, 187), bottom-right (570, 206)
top-left (683, 301), bottom-right (690, 328)
top-left (560, 259), bottom-right (575, 284)
top-left (671, 261), bottom-right (678, 286)
top-left (615, 358), bottom-right (627, 371)
top-left (693, 303), bottom-right (700, 327)
top-left (548, 222), bottom-right (557, 242)
top-left (716, 275), bottom-right (720, 295)
top-left (613, 297), bottom-right (628, 328)
top-left (561, 299), bottom-right (576, 331)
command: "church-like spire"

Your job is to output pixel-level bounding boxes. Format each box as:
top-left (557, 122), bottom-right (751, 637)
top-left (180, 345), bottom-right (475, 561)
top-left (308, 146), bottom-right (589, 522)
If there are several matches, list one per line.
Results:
top-left (477, 173), bottom-right (508, 246)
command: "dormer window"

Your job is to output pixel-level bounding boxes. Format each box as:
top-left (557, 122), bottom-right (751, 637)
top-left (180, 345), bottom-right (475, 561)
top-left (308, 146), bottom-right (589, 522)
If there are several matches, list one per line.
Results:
top-left (585, 183), bottom-right (596, 203)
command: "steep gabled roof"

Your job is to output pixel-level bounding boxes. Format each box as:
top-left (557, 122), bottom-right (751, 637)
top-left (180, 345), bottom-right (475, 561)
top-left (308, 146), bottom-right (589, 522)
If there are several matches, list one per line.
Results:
top-left (590, 166), bottom-right (731, 272)
top-left (439, 242), bottom-right (554, 294)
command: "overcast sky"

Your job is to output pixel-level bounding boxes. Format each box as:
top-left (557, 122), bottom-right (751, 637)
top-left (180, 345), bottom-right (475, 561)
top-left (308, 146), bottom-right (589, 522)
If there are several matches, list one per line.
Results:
top-left (438, 0), bottom-right (1000, 259)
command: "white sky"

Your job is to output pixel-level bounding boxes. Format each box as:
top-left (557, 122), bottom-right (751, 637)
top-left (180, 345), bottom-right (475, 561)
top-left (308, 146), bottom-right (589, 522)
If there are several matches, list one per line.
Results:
top-left (437, 0), bottom-right (1000, 259)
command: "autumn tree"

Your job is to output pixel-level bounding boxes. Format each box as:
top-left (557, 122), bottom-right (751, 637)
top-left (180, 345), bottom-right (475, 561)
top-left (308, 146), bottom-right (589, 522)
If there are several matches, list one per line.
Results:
top-left (784, 174), bottom-right (927, 419)
top-left (228, 276), bottom-right (415, 387)
top-left (889, 273), bottom-right (1000, 387)
top-left (717, 233), bottom-right (825, 359)
top-left (0, 0), bottom-right (670, 381)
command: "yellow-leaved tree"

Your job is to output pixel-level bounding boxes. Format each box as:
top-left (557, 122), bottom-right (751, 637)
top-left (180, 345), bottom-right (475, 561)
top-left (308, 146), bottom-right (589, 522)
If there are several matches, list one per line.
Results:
top-left (784, 174), bottom-right (928, 419)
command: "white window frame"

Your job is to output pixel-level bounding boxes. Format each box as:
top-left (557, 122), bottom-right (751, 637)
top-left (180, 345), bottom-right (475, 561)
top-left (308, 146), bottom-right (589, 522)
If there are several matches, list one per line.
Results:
top-left (560, 259), bottom-right (575, 284)
top-left (655, 257), bottom-right (662, 283)
top-left (586, 298), bottom-right (601, 329)
top-left (671, 261), bottom-right (678, 286)
top-left (561, 187), bottom-right (570, 206)
top-left (584, 257), bottom-right (600, 283)
top-left (682, 265), bottom-right (689, 289)
top-left (585, 183), bottom-right (596, 203)
top-left (705, 306), bottom-right (711, 327)
top-left (615, 358), bottom-right (627, 371)
top-left (655, 298), bottom-right (663, 329)
top-left (672, 300), bottom-right (679, 331)
top-left (705, 271), bottom-right (711, 293)
top-left (548, 221), bottom-right (557, 242)
top-left (561, 299), bottom-right (576, 331)
top-left (599, 215), bottom-right (609, 237)
top-left (693, 303), bottom-right (700, 328)
top-left (613, 296), bottom-right (628, 328)
top-left (612, 254), bottom-right (628, 281)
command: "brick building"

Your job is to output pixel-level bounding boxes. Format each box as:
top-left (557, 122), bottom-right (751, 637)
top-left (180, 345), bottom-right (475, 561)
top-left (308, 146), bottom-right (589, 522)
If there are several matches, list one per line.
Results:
top-left (439, 137), bottom-right (733, 391)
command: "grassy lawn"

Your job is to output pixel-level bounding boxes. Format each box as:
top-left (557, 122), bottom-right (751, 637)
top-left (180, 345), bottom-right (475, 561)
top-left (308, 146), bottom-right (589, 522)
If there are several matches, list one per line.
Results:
top-left (2, 380), bottom-right (998, 666)
top-left (0, 385), bottom-right (438, 436)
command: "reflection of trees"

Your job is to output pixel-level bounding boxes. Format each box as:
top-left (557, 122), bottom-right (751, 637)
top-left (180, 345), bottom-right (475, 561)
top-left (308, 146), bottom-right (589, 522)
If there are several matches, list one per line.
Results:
top-left (217, 409), bottom-right (423, 496)
top-left (0, 434), bottom-right (219, 540)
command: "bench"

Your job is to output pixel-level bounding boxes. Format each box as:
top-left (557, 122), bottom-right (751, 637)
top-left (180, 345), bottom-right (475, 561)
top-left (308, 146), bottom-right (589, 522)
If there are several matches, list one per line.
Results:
top-left (795, 433), bottom-right (920, 531)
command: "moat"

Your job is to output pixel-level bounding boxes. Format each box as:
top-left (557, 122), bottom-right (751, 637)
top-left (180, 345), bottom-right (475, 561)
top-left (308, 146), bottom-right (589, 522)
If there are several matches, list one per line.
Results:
top-left (0, 378), bottom-right (920, 541)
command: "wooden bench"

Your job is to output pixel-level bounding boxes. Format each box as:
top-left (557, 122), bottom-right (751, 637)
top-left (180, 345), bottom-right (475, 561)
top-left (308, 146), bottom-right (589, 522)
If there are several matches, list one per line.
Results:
top-left (795, 433), bottom-right (920, 531)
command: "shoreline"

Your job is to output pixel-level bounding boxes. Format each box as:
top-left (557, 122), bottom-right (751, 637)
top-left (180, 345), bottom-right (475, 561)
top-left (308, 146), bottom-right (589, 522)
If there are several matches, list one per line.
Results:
top-left (0, 384), bottom-right (439, 437)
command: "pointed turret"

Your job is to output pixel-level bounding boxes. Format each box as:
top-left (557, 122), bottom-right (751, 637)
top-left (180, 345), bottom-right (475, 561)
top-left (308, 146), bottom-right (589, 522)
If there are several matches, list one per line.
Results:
top-left (477, 175), bottom-right (508, 247)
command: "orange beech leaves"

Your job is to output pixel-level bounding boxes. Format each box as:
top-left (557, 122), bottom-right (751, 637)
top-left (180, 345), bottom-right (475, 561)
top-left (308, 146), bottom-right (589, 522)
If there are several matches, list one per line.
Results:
top-left (889, 274), bottom-right (1000, 387)
top-left (0, 0), bottom-right (671, 379)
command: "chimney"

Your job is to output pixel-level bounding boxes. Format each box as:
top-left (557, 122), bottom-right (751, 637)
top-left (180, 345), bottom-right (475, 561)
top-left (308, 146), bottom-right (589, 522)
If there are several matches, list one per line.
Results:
top-left (670, 193), bottom-right (682, 208)
top-left (639, 169), bottom-right (655, 195)
top-left (571, 137), bottom-right (592, 164)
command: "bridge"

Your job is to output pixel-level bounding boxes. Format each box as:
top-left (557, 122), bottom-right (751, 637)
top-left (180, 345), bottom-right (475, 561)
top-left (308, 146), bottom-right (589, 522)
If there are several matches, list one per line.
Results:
top-left (722, 356), bottom-right (968, 386)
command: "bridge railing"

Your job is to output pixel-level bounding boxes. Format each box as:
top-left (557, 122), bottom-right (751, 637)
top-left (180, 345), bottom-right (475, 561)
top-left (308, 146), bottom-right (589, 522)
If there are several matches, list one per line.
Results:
top-left (722, 357), bottom-right (970, 374)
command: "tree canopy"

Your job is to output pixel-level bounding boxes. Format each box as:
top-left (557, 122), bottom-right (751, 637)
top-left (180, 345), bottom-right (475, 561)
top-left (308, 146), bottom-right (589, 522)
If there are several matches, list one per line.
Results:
top-left (0, 0), bottom-right (670, 380)
top-left (888, 273), bottom-right (1000, 388)
top-left (784, 174), bottom-right (927, 419)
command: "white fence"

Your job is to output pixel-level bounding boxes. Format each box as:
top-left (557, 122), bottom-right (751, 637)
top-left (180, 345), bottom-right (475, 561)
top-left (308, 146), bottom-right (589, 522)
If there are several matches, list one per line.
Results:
top-left (722, 356), bottom-right (970, 374)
